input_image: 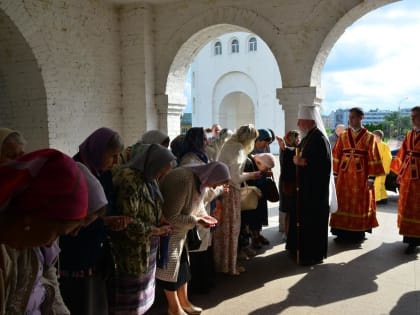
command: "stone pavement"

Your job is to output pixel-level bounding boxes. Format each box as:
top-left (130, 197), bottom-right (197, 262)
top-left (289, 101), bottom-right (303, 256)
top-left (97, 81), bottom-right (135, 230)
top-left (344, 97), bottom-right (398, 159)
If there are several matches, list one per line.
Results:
top-left (148, 193), bottom-right (420, 315)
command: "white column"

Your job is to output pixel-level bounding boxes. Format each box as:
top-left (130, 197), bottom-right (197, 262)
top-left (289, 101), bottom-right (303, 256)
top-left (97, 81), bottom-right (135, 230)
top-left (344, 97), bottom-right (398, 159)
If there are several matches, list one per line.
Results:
top-left (276, 86), bottom-right (322, 133)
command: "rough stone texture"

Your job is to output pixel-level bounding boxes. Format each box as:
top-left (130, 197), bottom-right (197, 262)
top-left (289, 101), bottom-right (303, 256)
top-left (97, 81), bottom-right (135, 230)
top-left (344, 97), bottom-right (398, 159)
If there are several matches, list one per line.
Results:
top-left (0, 0), bottom-right (397, 151)
top-left (0, 0), bottom-right (122, 154)
top-left (120, 3), bottom-right (159, 146)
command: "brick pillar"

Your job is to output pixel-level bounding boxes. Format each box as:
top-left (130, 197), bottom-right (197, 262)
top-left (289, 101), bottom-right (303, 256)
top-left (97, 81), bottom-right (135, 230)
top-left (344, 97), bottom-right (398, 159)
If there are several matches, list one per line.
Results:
top-left (276, 86), bottom-right (322, 133)
top-left (120, 4), bottom-right (158, 146)
top-left (156, 93), bottom-right (184, 140)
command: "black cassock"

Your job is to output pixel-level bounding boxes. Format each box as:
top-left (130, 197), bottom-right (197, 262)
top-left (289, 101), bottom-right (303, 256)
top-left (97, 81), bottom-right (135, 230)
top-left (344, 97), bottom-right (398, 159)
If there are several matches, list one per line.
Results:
top-left (286, 127), bottom-right (331, 265)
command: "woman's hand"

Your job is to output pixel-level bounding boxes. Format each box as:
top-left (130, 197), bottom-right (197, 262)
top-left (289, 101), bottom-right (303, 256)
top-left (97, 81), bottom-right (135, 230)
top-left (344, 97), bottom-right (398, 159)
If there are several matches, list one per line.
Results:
top-left (263, 170), bottom-right (273, 177)
top-left (252, 171), bottom-right (262, 180)
top-left (276, 136), bottom-right (286, 151)
top-left (152, 224), bottom-right (173, 236)
top-left (103, 216), bottom-right (133, 231)
top-left (197, 215), bottom-right (218, 228)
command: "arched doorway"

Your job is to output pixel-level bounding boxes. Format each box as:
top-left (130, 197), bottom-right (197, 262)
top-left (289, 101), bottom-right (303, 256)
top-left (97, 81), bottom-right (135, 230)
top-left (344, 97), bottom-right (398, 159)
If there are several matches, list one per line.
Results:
top-left (0, 9), bottom-right (49, 151)
top-left (218, 92), bottom-right (255, 130)
top-left (162, 22), bottom-right (283, 139)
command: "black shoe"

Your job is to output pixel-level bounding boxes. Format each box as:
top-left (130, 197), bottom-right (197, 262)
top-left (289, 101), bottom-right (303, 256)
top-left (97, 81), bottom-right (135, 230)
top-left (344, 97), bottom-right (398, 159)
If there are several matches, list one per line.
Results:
top-left (300, 258), bottom-right (323, 266)
top-left (404, 245), bottom-right (416, 255)
top-left (376, 199), bottom-right (388, 205)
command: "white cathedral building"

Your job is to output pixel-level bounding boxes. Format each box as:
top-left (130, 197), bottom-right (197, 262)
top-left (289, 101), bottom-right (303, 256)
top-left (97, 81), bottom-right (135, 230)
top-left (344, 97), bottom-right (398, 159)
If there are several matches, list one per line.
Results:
top-left (189, 32), bottom-right (285, 150)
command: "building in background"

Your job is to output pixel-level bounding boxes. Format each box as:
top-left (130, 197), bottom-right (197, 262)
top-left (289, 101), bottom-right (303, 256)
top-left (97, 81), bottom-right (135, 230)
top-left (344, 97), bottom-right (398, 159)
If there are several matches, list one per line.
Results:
top-left (188, 32), bottom-right (284, 152)
top-left (180, 113), bottom-right (192, 134)
top-left (327, 108), bottom-right (411, 131)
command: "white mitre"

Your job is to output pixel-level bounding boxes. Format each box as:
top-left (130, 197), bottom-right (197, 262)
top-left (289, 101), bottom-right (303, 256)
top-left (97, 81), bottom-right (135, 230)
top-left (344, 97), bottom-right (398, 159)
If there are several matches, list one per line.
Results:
top-left (297, 104), bottom-right (317, 120)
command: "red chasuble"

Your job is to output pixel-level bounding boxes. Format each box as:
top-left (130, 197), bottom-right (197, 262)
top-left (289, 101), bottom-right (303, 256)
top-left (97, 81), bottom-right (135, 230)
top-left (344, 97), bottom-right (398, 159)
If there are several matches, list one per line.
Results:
top-left (330, 128), bottom-right (384, 231)
top-left (390, 130), bottom-right (420, 237)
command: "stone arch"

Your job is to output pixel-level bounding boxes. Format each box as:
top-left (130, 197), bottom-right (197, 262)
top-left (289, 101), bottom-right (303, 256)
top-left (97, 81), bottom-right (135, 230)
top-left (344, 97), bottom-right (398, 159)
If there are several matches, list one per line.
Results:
top-left (0, 8), bottom-right (49, 151)
top-left (161, 5), bottom-right (292, 105)
top-left (311, 0), bottom-right (399, 88)
top-left (165, 24), bottom-right (250, 107)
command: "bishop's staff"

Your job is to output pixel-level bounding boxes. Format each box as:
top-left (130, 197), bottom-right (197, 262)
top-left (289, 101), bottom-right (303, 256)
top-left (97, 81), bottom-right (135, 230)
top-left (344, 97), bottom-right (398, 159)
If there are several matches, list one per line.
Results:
top-left (294, 146), bottom-right (301, 265)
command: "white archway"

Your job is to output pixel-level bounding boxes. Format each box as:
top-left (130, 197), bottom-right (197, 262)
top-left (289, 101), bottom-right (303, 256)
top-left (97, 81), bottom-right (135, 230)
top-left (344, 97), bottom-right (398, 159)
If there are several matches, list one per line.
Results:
top-left (218, 92), bottom-right (255, 131)
top-left (212, 71), bottom-right (258, 126)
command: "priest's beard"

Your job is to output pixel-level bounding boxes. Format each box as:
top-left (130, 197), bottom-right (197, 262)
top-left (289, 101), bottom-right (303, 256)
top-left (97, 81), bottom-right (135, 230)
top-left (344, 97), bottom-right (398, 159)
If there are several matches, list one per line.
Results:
top-left (298, 128), bottom-right (309, 138)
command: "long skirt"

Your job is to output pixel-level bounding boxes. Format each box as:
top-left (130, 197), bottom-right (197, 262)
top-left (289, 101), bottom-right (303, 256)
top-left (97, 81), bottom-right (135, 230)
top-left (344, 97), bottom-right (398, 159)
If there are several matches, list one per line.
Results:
top-left (212, 187), bottom-right (241, 274)
top-left (111, 237), bottom-right (159, 315)
top-left (60, 274), bottom-right (108, 315)
top-left (156, 248), bottom-right (191, 291)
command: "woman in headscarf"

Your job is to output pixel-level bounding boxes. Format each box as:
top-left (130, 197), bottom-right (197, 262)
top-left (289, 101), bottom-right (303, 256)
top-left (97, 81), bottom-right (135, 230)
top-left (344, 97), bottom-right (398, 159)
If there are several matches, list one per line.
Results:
top-left (119, 129), bottom-right (170, 164)
top-left (141, 129), bottom-right (171, 148)
top-left (206, 128), bottom-right (233, 161)
top-left (179, 127), bottom-right (228, 294)
top-left (241, 153), bottom-right (276, 253)
top-left (279, 130), bottom-right (300, 242)
top-left (213, 124), bottom-right (261, 275)
top-left (111, 144), bottom-right (176, 315)
top-left (170, 134), bottom-right (186, 166)
top-left (253, 129), bottom-right (272, 154)
top-left (0, 148), bottom-right (88, 314)
top-left (0, 127), bottom-right (25, 164)
top-left (59, 127), bottom-right (129, 315)
top-left (156, 161), bottom-right (230, 315)
top-left (179, 127), bottom-right (209, 165)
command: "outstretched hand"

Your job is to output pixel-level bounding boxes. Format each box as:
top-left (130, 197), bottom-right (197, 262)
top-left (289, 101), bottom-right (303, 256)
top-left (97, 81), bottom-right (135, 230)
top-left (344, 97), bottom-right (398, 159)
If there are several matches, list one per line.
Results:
top-left (197, 215), bottom-right (218, 228)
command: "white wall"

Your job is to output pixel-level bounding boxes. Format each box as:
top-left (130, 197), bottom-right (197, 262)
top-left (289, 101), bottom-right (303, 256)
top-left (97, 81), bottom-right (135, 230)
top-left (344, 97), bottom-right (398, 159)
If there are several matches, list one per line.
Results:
top-left (190, 31), bottom-right (284, 151)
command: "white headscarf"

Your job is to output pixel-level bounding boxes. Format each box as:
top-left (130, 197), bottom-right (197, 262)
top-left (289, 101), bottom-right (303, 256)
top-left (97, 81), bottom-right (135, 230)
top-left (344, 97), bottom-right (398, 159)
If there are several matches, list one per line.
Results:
top-left (140, 130), bottom-right (170, 146)
top-left (0, 128), bottom-right (20, 149)
top-left (298, 104), bottom-right (338, 213)
top-left (76, 162), bottom-right (108, 215)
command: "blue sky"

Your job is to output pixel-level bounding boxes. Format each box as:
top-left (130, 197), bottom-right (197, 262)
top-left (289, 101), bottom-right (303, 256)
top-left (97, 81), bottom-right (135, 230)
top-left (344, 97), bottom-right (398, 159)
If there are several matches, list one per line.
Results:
top-left (321, 0), bottom-right (420, 114)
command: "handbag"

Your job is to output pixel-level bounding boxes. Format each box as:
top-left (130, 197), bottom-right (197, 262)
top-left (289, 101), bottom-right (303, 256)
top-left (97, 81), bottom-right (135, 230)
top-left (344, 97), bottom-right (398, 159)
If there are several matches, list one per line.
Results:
top-left (187, 226), bottom-right (202, 250)
top-left (240, 185), bottom-right (260, 211)
top-left (97, 236), bottom-right (117, 280)
top-left (261, 175), bottom-right (280, 202)
top-left (157, 235), bottom-right (171, 269)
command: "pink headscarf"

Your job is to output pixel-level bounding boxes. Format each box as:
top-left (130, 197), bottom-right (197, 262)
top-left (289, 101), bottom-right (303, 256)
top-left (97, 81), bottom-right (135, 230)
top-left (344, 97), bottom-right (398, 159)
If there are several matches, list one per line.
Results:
top-left (0, 148), bottom-right (88, 220)
top-left (184, 161), bottom-right (231, 189)
top-left (253, 153), bottom-right (275, 169)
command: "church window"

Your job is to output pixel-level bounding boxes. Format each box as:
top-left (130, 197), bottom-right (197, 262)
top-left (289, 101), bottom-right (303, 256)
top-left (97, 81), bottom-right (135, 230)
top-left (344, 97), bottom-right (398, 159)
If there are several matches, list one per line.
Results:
top-left (231, 39), bottom-right (239, 53)
top-left (214, 41), bottom-right (222, 55)
top-left (249, 37), bottom-right (257, 51)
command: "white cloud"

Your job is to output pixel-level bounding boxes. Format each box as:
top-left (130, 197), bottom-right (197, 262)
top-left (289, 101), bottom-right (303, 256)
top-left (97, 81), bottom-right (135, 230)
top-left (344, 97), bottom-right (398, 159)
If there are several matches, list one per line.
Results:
top-left (322, 1), bottom-right (420, 113)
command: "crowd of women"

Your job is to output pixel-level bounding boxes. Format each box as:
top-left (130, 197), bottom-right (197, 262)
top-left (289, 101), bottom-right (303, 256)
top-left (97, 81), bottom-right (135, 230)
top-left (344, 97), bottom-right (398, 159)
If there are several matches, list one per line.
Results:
top-left (0, 123), bottom-right (278, 315)
top-left (2, 104), bottom-right (419, 315)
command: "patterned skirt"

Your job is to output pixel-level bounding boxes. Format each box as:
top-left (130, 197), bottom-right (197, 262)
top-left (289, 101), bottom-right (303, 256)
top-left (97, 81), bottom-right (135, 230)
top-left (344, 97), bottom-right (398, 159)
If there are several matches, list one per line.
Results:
top-left (111, 237), bottom-right (159, 315)
top-left (212, 187), bottom-right (241, 274)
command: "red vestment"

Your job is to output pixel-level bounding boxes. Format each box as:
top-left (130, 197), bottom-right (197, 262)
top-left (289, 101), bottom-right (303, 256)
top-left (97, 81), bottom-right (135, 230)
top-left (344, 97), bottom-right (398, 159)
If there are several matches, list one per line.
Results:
top-left (390, 130), bottom-right (420, 237)
top-left (330, 128), bottom-right (384, 231)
